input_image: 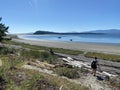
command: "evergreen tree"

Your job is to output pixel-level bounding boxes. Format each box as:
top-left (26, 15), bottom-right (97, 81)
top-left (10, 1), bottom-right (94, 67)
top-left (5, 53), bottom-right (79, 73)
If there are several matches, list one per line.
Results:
top-left (0, 17), bottom-right (9, 42)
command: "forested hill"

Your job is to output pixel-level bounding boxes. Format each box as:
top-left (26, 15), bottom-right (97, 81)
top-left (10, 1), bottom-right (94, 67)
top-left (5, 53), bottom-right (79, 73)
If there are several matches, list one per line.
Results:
top-left (33, 29), bottom-right (120, 35)
top-left (33, 30), bottom-right (103, 35)
top-left (34, 30), bottom-right (57, 34)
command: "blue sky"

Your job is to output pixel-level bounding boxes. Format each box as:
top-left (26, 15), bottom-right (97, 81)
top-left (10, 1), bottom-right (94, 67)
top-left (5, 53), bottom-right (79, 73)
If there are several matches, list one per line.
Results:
top-left (0, 0), bottom-right (120, 33)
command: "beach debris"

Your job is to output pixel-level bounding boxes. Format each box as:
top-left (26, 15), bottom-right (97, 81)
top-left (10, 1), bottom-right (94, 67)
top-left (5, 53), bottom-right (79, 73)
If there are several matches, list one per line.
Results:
top-left (97, 76), bottom-right (104, 81)
top-left (59, 85), bottom-right (69, 90)
top-left (101, 71), bottom-right (117, 77)
top-left (62, 57), bottom-right (118, 79)
top-left (67, 57), bottom-right (74, 61)
top-left (62, 57), bottom-right (90, 68)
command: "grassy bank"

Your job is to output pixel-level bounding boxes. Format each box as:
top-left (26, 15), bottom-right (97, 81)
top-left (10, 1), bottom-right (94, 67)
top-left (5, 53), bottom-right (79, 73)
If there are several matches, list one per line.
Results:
top-left (0, 42), bottom-right (88, 90)
top-left (4, 40), bottom-right (120, 62)
top-left (1, 39), bottom-right (120, 89)
top-left (4, 40), bottom-right (84, 55)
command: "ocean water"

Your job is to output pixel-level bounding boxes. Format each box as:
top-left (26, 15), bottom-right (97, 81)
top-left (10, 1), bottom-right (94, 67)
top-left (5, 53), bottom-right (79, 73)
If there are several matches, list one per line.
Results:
top-left (18, 34), bottom-right (120, 45)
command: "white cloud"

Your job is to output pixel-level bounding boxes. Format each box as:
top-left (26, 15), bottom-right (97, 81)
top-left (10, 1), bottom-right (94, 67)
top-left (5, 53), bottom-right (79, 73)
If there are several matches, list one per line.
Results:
top-left (28, 0), bottom-right (38, 9)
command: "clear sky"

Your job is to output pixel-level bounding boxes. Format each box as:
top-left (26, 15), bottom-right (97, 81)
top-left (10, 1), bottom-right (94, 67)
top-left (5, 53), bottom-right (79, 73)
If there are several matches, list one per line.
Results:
top-left (0, 0), bottom-right (120, 33)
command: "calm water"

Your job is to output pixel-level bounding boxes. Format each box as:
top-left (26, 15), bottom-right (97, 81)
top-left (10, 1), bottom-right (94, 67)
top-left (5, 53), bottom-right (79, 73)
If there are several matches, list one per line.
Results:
top-left (18, 34), bottom-right (120, 45)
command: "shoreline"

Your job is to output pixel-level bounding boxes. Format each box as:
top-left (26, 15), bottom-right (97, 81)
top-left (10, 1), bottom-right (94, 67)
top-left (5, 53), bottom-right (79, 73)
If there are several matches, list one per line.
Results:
top-left (17, 34), bottom-right (120, 45)
top-left (12, 38), bottom-right (120, 55)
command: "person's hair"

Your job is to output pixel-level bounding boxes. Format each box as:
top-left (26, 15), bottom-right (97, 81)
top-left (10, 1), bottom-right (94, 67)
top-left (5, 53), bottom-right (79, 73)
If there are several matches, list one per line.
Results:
top-left (95, 57), bottom-right (97, 60)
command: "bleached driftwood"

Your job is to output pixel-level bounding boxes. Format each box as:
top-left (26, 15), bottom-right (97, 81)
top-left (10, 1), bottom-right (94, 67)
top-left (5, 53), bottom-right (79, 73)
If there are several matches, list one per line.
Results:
top-left (62, 57), bottom-right (118, 77)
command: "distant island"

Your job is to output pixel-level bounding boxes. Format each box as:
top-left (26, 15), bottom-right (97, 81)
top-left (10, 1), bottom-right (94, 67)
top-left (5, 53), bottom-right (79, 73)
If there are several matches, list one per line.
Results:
top-left (33, 29), bottom-right (120, 35)
top-left (33, 30), bottom-right (104, 35)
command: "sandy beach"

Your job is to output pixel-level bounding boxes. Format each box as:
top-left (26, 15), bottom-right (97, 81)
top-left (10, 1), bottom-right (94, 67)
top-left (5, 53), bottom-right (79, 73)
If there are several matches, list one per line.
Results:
top-left (12, 38), bottom-right (120, 55)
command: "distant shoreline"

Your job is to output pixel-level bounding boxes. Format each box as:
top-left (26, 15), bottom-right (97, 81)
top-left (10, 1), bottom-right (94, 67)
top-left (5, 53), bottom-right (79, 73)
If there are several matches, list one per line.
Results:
top-left (18, 34), bottom-right (120, 46)
top-left (12, 36), bottom-right (120, 55)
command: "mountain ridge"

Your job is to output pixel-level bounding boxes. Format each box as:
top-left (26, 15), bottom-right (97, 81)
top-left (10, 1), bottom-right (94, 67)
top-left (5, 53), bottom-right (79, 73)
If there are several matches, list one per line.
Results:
top-left (88, 29), bottom-right (120, 34)
top-left (33, 29), bottom-right (120, 35)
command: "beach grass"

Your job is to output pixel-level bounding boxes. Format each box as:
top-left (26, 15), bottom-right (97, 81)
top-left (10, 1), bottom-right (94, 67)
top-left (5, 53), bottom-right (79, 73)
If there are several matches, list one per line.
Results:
top-left (85, 52), bottom-right (120, 62)
top-left (0, 46), bottom-right (88, 90)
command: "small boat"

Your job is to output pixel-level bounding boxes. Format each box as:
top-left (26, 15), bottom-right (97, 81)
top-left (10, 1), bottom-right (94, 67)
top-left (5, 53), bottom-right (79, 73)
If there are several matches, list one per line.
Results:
top-left (70, 39), bottom-right (72, 41)
top-left (58, 37), bottom-right (61, 39)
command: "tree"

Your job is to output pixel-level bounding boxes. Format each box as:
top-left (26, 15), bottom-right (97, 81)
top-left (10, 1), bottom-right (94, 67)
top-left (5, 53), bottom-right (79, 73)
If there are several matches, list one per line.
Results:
top-left (0, 17), bottom-right (9, 42)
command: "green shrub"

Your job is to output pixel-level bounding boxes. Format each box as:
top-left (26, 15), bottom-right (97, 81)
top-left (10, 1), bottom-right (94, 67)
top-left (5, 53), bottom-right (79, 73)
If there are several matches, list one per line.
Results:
top-left (0, 47), bottom-right (16, 55)
top-left (55, 67), bottom-right (80, 79)
top-left (20, 49), bottom-right (56, 63)
top-left (40, 52), bottom-right (50, 59)
top-left (20, 50), bottom-right (41, 59)
top-left (40, 52), bottom-right (57, 64)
